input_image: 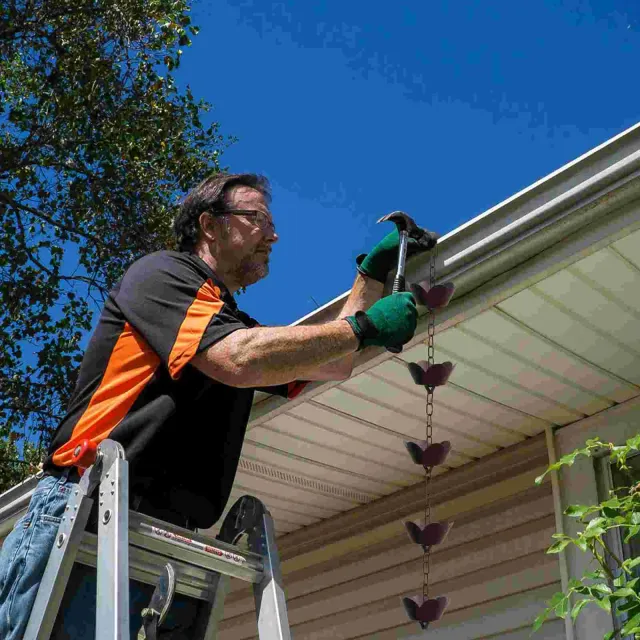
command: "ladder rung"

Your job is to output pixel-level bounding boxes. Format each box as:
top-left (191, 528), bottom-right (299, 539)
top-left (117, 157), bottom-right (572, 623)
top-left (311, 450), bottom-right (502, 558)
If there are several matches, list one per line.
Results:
top-left (1, 483), bottom-right (265, 589)
top-left (74, 532), bottom-right (249, 601)
top-left (129, 512), bottom-right (264, 584)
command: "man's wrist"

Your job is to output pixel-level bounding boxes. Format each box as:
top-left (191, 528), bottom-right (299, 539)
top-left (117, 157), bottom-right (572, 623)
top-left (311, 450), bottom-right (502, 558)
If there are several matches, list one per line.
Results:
top-left (355, 253), bottom-right (386, 283)
top-left (344, 312), bottom-right (379, 351)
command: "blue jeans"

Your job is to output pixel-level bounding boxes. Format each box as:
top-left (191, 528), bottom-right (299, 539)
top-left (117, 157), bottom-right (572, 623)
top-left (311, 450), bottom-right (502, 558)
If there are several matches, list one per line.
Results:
top-left (0, 473), bottom-right (205, 639)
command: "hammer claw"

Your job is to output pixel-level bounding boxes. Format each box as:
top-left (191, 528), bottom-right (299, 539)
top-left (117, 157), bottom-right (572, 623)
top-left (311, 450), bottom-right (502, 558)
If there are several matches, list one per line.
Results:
top-left (377, 211), bottom-right (438, 249)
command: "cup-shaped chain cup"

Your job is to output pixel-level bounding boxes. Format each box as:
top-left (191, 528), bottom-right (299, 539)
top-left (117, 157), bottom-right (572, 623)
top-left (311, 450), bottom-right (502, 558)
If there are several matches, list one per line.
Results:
top-left (402, 595), bottom-right (449, 629)
top-left (404, 440), bottom-right (452, 468)
top-left (407, 361), bottom-right (455, 388)
top-left (410, 281), bottom-right (456, 310)
top-left (404, 521), bottom-right (453, 551)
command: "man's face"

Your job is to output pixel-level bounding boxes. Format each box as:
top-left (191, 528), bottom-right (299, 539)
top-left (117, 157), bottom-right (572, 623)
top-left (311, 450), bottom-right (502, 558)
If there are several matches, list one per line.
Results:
top-left (215, 185), bottom-right (279, 288)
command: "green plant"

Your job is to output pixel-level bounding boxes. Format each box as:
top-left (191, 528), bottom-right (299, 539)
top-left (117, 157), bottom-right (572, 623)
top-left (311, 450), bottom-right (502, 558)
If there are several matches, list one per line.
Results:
top-left (0, 432), bottom-right (44, 494)
top-left (532, 435), bottom-right (640, 639)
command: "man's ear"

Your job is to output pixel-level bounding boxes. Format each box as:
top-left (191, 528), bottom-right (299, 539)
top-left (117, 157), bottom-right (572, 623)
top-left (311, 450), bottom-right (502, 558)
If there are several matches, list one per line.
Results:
top-left (199, 212), bottom-right (217, 243)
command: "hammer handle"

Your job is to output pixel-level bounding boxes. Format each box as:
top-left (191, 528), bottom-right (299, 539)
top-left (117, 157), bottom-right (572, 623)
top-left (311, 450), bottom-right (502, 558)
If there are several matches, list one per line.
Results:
top-left (392, 274), bottom-right (406, 295)
top-left (387, 275), bottom-right (406, 353)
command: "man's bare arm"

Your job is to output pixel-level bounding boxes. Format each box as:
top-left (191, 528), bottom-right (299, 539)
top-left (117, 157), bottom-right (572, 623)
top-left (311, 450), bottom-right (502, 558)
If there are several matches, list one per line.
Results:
top-left (304, 273), bottom-right (384, 381)
top-left (191, 319), bottom-right (359, 387)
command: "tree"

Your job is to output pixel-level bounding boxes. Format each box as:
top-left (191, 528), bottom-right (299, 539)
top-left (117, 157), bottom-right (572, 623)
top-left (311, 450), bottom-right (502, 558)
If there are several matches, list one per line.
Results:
top-left (0, 0), bottom-right (228, 479)
top-left (0, 431), bottom-right (42, 493)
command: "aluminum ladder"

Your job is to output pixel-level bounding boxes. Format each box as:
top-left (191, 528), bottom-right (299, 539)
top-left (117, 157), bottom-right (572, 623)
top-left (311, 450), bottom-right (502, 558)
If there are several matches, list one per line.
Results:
top-left (17, 439), bottom-right (291, 640)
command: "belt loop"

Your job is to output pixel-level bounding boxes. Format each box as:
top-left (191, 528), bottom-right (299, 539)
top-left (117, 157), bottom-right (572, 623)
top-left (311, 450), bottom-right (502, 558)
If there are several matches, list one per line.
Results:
top-left (61, 466), bottom-right (78, 485)
top-left (59, 467), bottom-right (70, 486)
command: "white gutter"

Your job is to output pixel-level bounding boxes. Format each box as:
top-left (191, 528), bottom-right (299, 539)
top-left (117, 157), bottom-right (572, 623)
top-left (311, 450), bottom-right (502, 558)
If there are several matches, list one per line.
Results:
top-left (438, 120), bottom-right (640, 243)
top-left (444, 148), bottom-right (640, 270)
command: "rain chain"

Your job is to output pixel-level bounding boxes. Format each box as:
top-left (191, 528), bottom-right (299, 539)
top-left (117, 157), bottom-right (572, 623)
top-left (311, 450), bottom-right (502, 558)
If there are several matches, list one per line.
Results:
top-left (402, 245), bottom-right (456, 631)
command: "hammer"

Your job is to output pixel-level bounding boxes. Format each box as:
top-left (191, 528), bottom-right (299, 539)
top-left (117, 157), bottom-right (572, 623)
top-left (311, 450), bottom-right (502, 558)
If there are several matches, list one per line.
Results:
top-left (377, 211), bottom-right (438, 353)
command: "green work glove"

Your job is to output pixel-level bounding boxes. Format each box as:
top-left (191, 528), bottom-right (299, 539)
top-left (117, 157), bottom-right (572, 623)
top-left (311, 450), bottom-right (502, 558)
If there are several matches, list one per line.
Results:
top-left (345, 292), bottom-right (417, 350)
top-left (357, 228), bottom-right (436, 283)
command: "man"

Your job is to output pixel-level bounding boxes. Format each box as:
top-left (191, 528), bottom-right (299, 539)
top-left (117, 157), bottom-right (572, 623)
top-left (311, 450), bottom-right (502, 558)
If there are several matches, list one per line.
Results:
top-left (0, 173), bottom-right (426, 638)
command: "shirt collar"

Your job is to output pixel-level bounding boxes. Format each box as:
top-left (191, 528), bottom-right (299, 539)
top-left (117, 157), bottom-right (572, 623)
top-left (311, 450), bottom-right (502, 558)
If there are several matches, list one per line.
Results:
top-left (190, 254), bottom-right (238, 309)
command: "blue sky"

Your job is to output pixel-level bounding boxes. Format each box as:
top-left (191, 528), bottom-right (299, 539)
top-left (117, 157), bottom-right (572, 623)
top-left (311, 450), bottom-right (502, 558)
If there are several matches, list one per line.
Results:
top-left (176, 0), bottom-right (640, 325)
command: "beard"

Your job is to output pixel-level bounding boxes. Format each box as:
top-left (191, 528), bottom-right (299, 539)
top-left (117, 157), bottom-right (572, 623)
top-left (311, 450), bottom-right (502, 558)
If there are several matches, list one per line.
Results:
top-left (233, 249), bottom-right (270, 287)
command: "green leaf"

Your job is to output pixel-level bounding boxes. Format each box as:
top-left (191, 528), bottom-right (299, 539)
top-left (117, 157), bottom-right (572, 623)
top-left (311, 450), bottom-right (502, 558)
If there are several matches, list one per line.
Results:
top-left (547, 539), bottom-right (571, 554)
top-left (593, 596), bottom-right (611, 612)
top-left (586, 517), bottom-right (607, 531)
top-left (548, 592), bottom-right (566, 608)
top-left (575, 537), bottom-right (588, 552)
top-left (532, 609), bottom-right (551, 633)
top-left (571, 598), bottom-right (591, 620)
top-left (611, 587), bottom-right (637, 599)
top-left (619, 601), bottom-right (640, 614)
top-left (622, 612), bottom-right (640, 636)
top-left (625, 525), bottom-right (640, 543)
top-left (568, 578), bottom-right (583, 590)
top-left (591, 584), bottom-right (612, 595)
top-left (627, 578), bottom-right (640, 590)
top-left (555, 596), bottom-right (570, 617)
top-left (585, 569), bottom-right (606, 581)
top-left (564, 505), bottom-right (592, 518)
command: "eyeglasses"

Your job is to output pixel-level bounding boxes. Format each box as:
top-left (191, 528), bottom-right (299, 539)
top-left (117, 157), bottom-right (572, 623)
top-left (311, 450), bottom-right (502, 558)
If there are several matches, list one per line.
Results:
top-left (210, 209), bottom-right (276, 234)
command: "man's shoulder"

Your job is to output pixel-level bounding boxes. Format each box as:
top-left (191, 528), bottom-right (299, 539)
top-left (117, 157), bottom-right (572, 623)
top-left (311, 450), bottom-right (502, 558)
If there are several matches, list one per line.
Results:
top-left (128, 249), bottom-right (193, 270)
top-left (124, 250), bottom-right (209, 283)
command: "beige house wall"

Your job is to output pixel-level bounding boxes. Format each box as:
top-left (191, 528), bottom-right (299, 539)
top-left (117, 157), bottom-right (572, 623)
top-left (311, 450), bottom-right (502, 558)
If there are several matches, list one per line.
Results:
top-left (218, 436), bottom-right (564, 639)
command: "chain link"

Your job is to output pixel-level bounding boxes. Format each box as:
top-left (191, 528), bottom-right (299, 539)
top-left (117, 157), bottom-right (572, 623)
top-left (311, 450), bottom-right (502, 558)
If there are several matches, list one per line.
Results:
top-left (422, 243), bottom-right (437, 601)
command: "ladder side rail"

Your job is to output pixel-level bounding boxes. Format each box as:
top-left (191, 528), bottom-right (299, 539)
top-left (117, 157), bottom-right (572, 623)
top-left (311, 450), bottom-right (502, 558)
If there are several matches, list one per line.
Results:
top-left (197, 573), bottom-right (230, 640)
top-left (23, 483), bottom-right (94, 640)
top-left (252, 511), bottom-right (292, 640)
top-left (96, 451), bottom-right (130, 640)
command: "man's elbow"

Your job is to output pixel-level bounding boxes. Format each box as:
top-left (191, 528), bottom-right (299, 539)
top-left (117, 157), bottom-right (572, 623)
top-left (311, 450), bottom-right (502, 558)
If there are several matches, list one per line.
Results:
top-left (307, 361), bottom-right (353, 382)
top-left (190, 350), bottom-right (250, 387)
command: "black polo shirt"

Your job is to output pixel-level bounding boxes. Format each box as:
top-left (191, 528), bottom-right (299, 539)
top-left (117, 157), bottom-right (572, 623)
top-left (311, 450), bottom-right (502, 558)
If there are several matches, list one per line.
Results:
top-left (44, 250), bottom-right (306, 529)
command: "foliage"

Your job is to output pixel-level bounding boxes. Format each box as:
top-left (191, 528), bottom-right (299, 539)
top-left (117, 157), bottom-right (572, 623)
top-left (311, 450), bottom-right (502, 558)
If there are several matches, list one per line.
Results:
top-left (0, 430), bottom-right (43, 493)
top-left (0, 0), bottom-right (229, 469)
top-left (532, 435), bottom-right (640, 639)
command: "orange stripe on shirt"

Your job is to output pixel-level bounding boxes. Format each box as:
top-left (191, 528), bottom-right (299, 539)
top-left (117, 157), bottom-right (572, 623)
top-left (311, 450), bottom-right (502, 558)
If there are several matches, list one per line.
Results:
top-left (52, 323), bottom-right (160, 467)
top-left (168, 279), bottom-right (225, 379)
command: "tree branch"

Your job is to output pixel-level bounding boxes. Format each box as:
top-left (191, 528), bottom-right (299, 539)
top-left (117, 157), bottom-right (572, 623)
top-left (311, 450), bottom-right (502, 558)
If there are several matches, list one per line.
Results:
top-left (0, 191), bottom-right (110, 249)
top-left (13, 208), bottom-right (109, 294)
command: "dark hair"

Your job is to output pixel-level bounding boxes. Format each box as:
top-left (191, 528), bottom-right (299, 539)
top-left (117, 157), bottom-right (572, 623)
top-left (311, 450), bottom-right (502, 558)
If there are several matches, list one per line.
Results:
top-left (173, 173), bottom-right (271, 252)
